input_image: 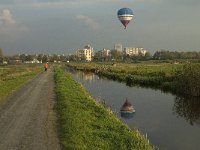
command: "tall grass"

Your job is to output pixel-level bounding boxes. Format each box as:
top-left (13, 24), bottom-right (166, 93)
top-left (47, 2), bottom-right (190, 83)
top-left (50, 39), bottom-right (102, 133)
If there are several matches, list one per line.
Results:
top-left (175, 63), bottom-right (200, 96)
top-left (54, 66), bottom-right (154, 150)
top-left (0, 64), bottom-right (43, 98)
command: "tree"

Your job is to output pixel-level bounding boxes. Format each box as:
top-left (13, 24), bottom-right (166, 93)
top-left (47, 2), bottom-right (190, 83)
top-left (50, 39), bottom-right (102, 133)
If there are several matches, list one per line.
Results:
top-left (69, 54), bottom-right (79, 62)
top-left (42, 55), bottom-right (48, 63)
top-left (0, 48), bottom-right (3, 63)
top-left (25, 55), bottom-right (33, 61)
top-left (49, 54), bottom-right (59, 62)
top-left (37, 54), bottom-right (43, 62)
top-left (19, 54), bottom-right (26, 62)
top-left (153, 50), bottom-right (200, 60)
top-left (110, 50), bottom-right (122, 61)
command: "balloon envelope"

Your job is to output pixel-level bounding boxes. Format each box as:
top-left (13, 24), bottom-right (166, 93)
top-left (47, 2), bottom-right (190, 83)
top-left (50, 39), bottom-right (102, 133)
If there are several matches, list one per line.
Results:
top-left (117, 8), bottom-right (134, 29)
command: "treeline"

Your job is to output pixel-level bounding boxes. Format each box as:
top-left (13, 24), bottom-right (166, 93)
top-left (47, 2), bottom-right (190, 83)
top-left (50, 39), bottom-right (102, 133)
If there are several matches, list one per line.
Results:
top-left (153, 50), bottom-right (200, 60)
top-left (0, 53), bottom-right (69, 64)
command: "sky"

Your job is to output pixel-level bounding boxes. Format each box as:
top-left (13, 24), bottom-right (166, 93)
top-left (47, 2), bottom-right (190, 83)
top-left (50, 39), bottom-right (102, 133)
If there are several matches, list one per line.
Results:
top-left (0, 0), bottom-right (200, 55)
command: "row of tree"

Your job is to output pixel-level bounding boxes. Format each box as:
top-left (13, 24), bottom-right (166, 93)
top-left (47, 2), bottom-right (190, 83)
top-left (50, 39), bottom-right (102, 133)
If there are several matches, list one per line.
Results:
top-left (0, 48), bottom-right (71, 64)
top-left (1, 48), bottom-right (200, 64)
top-left (153, 50), bottom-right (200, 60)
top-left (18, 54), bottom-right (67, 63)
top-left (92, 50), bottom-right (200, 62)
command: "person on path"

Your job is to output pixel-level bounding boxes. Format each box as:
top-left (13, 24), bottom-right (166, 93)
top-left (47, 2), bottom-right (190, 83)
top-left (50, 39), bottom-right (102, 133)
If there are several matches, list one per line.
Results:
top-left (44, 62), bottom-right (48, 71)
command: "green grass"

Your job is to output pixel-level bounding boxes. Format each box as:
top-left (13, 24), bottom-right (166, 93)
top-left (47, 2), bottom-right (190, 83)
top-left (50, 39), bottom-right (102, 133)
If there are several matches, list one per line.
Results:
top-left (67, 62), bottom-right (200, 97)
top-left (54, 65), bottom-right (154, 150)
top-left (0, 64), bottom-right (43, 98)
top-left (174, 63), bottom-right (200, 96)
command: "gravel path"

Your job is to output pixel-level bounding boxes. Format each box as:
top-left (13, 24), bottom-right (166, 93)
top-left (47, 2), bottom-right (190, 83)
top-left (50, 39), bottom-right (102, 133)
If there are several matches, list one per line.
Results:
top-left (0, 68), bottom-right (61, 150)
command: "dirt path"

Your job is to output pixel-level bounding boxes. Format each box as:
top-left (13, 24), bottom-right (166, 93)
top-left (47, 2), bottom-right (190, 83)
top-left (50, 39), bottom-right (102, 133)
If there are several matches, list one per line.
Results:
top-left (0, 68), bottom-right (61, 150)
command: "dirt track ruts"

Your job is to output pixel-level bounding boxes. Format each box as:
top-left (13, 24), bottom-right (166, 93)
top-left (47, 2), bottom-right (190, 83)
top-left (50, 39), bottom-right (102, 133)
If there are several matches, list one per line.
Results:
top-left (0, 67), bottom-right (61, 150)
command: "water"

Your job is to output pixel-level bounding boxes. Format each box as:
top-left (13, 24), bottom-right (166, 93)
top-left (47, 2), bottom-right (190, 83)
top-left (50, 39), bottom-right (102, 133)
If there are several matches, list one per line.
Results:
top-left (70, 71), bottom-right (200, 150)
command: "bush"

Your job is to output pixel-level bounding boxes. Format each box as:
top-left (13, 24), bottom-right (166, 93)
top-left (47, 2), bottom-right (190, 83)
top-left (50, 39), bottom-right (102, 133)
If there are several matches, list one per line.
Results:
top-left (175, 63), bottom-right (200, 96)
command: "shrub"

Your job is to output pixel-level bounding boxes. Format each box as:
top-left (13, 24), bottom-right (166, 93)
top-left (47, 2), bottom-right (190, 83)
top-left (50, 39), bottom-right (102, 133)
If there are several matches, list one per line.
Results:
top-left (175, 63), bottom-right (200, 96)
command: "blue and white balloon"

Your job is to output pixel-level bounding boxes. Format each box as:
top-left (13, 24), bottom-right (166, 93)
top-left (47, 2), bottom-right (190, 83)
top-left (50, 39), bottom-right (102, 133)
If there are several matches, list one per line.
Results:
top-left (117, 8), bottom-right (134, 29)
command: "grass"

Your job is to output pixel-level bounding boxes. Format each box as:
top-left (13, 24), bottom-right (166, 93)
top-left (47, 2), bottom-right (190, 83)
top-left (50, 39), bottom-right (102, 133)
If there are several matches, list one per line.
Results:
top-left (54, 65), bottom-right (154, 150)
top-left (67, 62), bottom-right (200, 97)
top-left (174, 63), bottom-right (200, 96)
top-left (0, 64), bottom-right (43, 99)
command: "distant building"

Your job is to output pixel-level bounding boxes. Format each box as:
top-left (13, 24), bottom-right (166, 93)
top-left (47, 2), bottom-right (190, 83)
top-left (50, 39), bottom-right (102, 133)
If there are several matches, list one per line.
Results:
top-left (95, 48), bottom-right (111, 61)
top-left (123, 47), bottom-right (147, 56)
top-left (114, 43), bottom-right (123, 51)
top-left (76, 44), bottom-right (93, 61)
top-left (2, 60), bottom-right (8, 64)
top-left (8, 56), bottom-right (22, 65)
top-left (98, 48), bottom-right (110, 57)
top-left (24, 58), bottom-right (42, 64)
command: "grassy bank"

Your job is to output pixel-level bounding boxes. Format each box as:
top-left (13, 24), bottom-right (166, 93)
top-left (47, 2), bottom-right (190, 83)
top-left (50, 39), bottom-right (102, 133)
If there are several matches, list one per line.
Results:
top-left (67, 62), bottom-right (179, 93)
top-left (0, 64), bottom-right (43, 99)
top-left (54, 66), bottom-right (154, 150)
top-left (67, 62), bottom-right (200, 97)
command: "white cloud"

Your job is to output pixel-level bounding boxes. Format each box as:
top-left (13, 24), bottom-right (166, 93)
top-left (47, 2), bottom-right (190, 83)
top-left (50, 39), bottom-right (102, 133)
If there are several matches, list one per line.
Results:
top-left (0, 0), bottom-right (165, 12)
top-left (76, 15), bottom-right (99, 30)
top-left (0, 9), bottom-right (29, 35)
top-left (0, 9), bottom-right (16, 25)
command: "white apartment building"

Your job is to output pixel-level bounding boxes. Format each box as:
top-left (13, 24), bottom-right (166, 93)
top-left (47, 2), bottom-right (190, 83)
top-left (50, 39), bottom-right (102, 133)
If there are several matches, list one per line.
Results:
top-left (76, 45), bottom-right (93, 61)
top-left (95, 48), bottom-right (111, 61)
top-left (114, 43), bottom-right (123, 51)
top-left (123, 47), bottom-right (147, 56)
top-left (98, 48), bottom-right (110, 57)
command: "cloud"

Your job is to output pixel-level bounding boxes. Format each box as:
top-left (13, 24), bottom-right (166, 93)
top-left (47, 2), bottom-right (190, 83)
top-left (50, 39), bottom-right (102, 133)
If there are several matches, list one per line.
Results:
top-left (172, 0), bottom-right (200, 4)
top-left (0, 9), bottom-right (16, 25)
top-left (0, 9), bottom-right (29, 36)
top-left (76, 15), bottom-right (99, 30)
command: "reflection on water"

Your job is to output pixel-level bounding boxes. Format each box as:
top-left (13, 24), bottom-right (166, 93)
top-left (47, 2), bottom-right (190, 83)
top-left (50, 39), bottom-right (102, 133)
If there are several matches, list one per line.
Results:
top-left (73, 70), bottom-right (200, 126)
top-left (120, 98), bottom-right (136, 119)
top-left (120, 111), bottom-right (135, 119)
top-left (74, 71), bottom-right (95, 81)
top-left (68, 69), bottom-right (200, 150)
top-left (173, 96), bottom-right (200, 125)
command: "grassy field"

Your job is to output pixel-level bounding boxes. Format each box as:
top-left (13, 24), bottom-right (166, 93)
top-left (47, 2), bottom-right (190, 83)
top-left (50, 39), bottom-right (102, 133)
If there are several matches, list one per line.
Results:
top-left (67, 62), bottom-right (200, 97)
top-left (67, 62), bottom-right (180, 92)
top-left (0, 64), bottom-right (43, 99)
top-left (54, 65), bottom-right (155, 150)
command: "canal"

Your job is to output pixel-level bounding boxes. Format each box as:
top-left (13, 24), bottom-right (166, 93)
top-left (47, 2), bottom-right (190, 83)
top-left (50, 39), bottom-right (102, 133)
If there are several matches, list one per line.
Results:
top-left (69, 70), bottom-right (200, 150)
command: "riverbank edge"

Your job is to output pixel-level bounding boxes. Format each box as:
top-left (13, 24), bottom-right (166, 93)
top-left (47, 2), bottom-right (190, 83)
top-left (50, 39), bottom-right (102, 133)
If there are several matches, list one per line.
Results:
top-left (65, 63), bottom-right (184, 96)
top-left (54, 65), bottom-right (155, 150)
top-left (67, 62), bottom-right (200, 97)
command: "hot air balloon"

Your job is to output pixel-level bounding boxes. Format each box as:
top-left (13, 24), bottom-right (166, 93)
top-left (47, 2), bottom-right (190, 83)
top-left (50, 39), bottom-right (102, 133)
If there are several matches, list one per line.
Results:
top-left (117, 8), bottom-right (134, 29)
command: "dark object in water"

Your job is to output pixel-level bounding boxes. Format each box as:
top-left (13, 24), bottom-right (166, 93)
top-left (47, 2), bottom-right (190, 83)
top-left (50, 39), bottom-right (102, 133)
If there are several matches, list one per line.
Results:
top-left (120, 98), bottom-right (135, 112)
top-left (120, 111), bottom-right (135, 118)
top-left (120, 98), bottom-right (135, 119)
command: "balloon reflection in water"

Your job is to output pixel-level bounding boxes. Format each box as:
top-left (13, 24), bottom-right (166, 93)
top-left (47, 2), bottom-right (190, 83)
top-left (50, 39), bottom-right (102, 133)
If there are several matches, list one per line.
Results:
top-left (120, 98), bottom-right (135, 119)
top-left (173, 95), bottom-right (200, 125)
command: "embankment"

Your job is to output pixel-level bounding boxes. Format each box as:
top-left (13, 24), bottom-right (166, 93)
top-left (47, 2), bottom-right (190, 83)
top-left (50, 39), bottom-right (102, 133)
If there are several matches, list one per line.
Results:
top-left (54, 65), bottom-right (154, 150)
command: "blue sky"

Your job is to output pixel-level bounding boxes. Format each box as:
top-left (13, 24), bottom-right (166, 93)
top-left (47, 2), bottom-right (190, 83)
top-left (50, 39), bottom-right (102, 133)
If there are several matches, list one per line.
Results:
top-left (0, 0), bottom-right (200, 55)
